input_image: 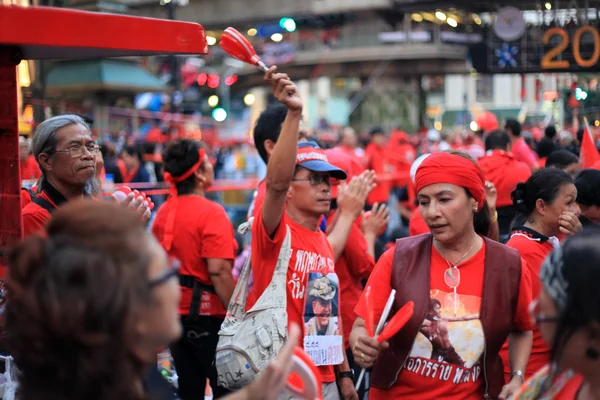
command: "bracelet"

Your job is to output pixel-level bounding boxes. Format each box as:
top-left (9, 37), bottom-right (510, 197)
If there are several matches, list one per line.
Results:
top-left (510, 370), bottom-right (525, 383)
top-left (337, 371), bottom-right (354, 380)
top-left (490, 210), bottom-right (498, 224)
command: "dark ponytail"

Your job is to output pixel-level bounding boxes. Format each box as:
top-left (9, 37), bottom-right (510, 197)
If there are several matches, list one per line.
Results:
top-left (510, 169), bottom-right (573, 227)
top-left (162, 139), bottom-right (205, 196)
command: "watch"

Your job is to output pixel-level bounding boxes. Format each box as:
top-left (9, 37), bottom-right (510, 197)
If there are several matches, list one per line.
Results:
top-left (337, 371), bottom-right (354, 380)
top-left (510, 370), bottom-right (525, 383)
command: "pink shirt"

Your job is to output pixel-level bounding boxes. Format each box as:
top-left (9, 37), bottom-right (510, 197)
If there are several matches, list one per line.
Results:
top-left (512, 137), bottom-right (538, 170)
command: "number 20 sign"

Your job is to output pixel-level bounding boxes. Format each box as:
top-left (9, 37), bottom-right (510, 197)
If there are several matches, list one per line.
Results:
top-left (542, 26), bottom-right (600, 69)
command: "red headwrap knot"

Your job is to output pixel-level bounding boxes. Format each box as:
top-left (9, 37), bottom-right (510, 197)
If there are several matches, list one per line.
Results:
top-left (415, 152), bottom-right (486, 211)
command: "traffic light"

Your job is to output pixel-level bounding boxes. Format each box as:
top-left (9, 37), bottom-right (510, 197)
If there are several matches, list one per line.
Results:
top-left (279, 17), bottom-right (296, 32)
top-left (575, 87), bottom-right (588, 101)
top-left (212, 108), bottom-right (227, 122)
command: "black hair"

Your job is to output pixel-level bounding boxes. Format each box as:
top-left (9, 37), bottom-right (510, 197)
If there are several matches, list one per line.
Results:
top-left (122, 145), bottom-right (144, 164)
top-left (546, 228), bottom-right (600, 372)
top-left (505, 119), bottom-right (522, 137)
top-left (253, 104), bottom-right (288, 164)
top-left (484, 130), bottom-right (510, 151)
top-left (369, 127), bottom-right (385, 136)
top-left (162, 139), bottom-right (205, 196)
top-left (575, 169), bottom-right (600, 207)
top-left (546, 149), bottom-right (579, 170)
top-left (537, 137), bottom-right (555, 159)
top-left (511, 168), bottom-right (573, 218)
top-left (545, 125), bottom-right (557, 139)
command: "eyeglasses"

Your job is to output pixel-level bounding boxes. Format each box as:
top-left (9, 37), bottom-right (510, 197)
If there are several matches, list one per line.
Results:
top-left (53, 143), bottom-right (100, 158)
top-left (444, 266), bottom-right (461, 316)
top-left (291, 175), bottom-right (330, 186)
top-left (529, 299), bottom-right (560, 325)
top-left (148, 259), bottom-right (180, 288)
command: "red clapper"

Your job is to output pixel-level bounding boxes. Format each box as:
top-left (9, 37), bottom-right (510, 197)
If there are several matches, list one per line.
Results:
top-left (220, 27), bottom-right (269, 72)
top-left (286, 347), bottom-right (323, 400)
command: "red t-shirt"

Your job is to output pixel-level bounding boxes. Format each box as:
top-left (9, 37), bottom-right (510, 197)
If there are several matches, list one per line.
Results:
top-left (501, 227), bottom-right (557, 380)
top-left (512, 138), bottom-right (539, 170)
top-left (365, 144), bottom-right (393, 205)
top-left (20, 155), bottom-right (41, 181)
top-left (21, 183), bottom-right (68, 237)
top-left (326, 212), bottom-right (375, 349)
top-left (409, 207), bottom-right (429, 236)
top-left (478, 151), bottom-right (532, 208)
top-left (355, 240), bottom-right (533, 400)
top-left (248, 209), bottom-right (342, 383)
top-left (152, 196), bottom-right (236, 317)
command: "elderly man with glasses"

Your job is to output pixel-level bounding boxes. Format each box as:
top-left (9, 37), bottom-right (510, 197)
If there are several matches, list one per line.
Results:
top-left (22, 114), bottom-right (150, 237)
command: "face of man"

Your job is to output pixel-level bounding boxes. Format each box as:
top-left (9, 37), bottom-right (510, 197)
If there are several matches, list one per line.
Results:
top-left (312, 298), bottom-right (332, 329)
top-left (39, 123), bottom-right (97, 186)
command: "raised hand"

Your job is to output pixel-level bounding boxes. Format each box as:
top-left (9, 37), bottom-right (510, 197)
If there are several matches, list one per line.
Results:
top-left (264, 66), bottom-right (302, 112)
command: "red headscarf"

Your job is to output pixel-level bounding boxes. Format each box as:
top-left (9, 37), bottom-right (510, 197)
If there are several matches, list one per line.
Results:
top-left (415, 152), bottom-right (486, 211)
top-left (162, 148), bottom-right (206, 251)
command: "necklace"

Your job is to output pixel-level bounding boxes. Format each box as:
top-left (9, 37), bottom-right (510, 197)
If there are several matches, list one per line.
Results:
top-left (434, 238), bottom-right (476, 268)
top-left (434, 238), bottom-right (477, 316)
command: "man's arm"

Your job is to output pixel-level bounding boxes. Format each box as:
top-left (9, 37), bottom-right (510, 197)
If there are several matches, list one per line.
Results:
top-left (261, 67), bottom-right (304, 237)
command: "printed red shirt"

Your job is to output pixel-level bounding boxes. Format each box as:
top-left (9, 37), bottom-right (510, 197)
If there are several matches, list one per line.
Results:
top-left (152, 196), bottom-right (236, 317)
top-left (326, 212), bottom-right (375, 349)
top-left (249, 209), bottom-right (342, 383)
top-left (501, 227), bottom-right (557, 380)
top-left (355, 240), bottom-right (533, 400)
top-left (365, 143), bottom-right (393, 205)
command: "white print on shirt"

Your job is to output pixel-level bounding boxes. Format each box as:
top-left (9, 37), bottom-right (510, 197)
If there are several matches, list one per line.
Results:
top-left (404, 358), bottom-right (482, 384)
top-left (290, 249), bottom-right (335, 300)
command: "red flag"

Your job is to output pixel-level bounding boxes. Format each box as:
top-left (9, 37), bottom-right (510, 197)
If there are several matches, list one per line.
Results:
top-left (580, 118), bottom-right (600, 169)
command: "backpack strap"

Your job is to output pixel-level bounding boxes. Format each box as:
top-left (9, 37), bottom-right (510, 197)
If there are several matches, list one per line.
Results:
top-left (32, 196), bottom-right (57, 214)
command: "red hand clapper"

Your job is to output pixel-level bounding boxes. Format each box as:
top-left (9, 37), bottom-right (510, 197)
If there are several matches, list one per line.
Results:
top-left (377, 301), bottom-right (414, 343)
top-left (220, 27), bottom-right (269, 72)
top-left (286, 347), bottom-right (323, 400)
top-left (363, 286), bottom-right (375, 337)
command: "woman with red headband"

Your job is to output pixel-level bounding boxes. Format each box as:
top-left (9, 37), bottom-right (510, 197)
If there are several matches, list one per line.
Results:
top-left (152, 139), bottom-right (236, 399)
top-left (350, 151), bottom-right (534, 400)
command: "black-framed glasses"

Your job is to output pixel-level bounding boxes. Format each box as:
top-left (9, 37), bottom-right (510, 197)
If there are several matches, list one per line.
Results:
top-left (148, 259), bottom-right (180, 288)
top-left (529, 299), bottom-right (560, 325)
top-left (53, 143), bottom-right (100, 158)
top-left (291, 175), bottom-right (330, 186)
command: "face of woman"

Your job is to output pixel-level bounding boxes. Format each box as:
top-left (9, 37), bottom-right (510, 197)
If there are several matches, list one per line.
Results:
top-left (417, 183), bottom-right (478, 244)
top-left (538, 183), bottom-right (580, 236)
top-left (138, 237), bottom-right (181, 348)
top-left (200, 157), bottom-right (214, 189)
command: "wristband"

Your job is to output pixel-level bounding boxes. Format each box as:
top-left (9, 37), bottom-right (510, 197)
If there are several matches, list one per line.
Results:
top-left (337, 371), bottom-right (354, 380)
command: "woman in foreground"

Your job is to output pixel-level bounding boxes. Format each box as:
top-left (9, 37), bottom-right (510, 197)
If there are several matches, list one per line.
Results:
top-left (6, 200), bottom-right (299, 400)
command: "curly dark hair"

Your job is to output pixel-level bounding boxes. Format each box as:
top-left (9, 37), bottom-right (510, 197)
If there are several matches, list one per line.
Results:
top-left (162, 139), bottom-right (206, 196)
top-left (7, 200), bottom-right (154, 400)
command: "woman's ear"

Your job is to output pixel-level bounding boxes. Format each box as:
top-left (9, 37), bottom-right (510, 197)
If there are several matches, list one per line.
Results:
top-left (535, 198), bottom-right (546, 216)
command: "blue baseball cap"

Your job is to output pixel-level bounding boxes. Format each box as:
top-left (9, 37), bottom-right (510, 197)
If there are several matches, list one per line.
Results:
top-left (296, 142), bottom-right (347, 180)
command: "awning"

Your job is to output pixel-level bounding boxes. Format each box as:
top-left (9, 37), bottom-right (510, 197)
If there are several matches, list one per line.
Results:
top-left (46, 59), bottom-right (167, 92)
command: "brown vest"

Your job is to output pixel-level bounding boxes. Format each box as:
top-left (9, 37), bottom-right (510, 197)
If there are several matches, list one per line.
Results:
top-left (371, 234), bottom-right (522, 400)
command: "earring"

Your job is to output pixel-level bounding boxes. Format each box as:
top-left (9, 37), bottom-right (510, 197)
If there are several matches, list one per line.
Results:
top-left (586, 347), bottom-right (600, 360)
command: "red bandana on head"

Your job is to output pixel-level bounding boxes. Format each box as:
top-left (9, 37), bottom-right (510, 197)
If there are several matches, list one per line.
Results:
top-left (415, 152), bottom-right (486, 211)
top-left (162, 148), bottom-right (206, 251)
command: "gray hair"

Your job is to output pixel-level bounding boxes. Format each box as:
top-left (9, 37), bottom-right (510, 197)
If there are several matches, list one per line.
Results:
top-left (31, 115), bottom-right (89, 161)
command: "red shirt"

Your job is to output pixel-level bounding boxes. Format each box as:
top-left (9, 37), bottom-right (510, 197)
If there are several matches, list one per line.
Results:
top-left (365, 144), bottom-right (394, 205)
top-left (326, 212), bottom-right (375, 349)
top-left (409, 207), bottom-right (429, 236)
top-left (478, 150), bottom-right (532, 208)
top-left (20, 155), bottom-right (41, 181)
top-left (501, 227), bottom-right (557, 380)
top-left (512, 138), bottom-right (539, 170)
top-left (355, 240), bottom-right (533, 400)
top-left (152, 196), bottom-right (236, 317)
top-left (21, 182), bottom-right (68, 238)
top-left (249, 209), bottom-right (342, 383)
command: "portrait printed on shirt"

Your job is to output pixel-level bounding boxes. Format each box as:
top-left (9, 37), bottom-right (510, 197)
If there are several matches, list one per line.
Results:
top-left (303, 273), bottom-right (344, 366)
top-left (403, 290), bottom-right (485, 384)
